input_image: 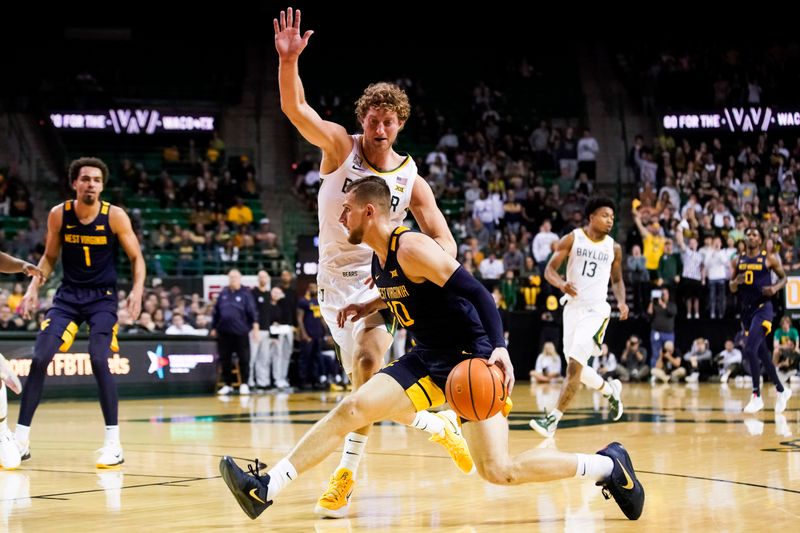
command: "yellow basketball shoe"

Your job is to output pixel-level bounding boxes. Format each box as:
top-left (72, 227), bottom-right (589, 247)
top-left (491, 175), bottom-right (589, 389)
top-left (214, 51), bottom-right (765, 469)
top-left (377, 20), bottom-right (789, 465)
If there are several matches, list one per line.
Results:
top-left (314, 467), bottom-right (355, 518)
top-left (429, 410), bottom-right (475, 475)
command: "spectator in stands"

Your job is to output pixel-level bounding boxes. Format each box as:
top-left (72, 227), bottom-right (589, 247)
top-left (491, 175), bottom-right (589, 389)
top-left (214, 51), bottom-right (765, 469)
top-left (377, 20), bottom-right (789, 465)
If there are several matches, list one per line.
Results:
top-left (227, 197), bottom-right (253, 227)
top-left (773, 316), bottom-right (799, 361)
top-left (478, 251), bottom-right (504, 281)
top-left (502, 190), bottom-right (524, 236)
top-left (705, 236), bottom-right (730, 319)
top-left (530, 341), bottom-right (562, 383)
top-left (615, 336), bottom-right (650, 382)
top-left (166, 313), bottom-right (200, 335)
top-left (633, 207), bottom-right (665, 281)
top-left (529, 120), bottom-right (551, 169)
top-left (531, 219), bottom-right (558, 275)
top-left (466, 218), bottom-right (491, 253)
top-left (463, 178), bottom-right (482, 215)
top-left (131, 311), bottom-right (158, 334)
top-left (501, 242), bottom-right (524, 275)
top-left (6, 282), bottom-right (24, 314)
top-left (651, 341), bottom-right (683, 384)
top-left (438, 127), bottom-right (459, 153)
top-left (682, 337), bottom-right (713, 383)
top-left (472, 189), bottom-right (497, 235)
top-left (675, 229), bottom-right (703, 319)
top-left (655, 239), bottom-right (681, 296)
top-left (627, 245), bottom-right (649, 318)
top-left (208, 130), bottom-right (226, 163)
top-left (647, 287), bottom-right (677, 367)
top-left (576, 129), bottom-right (599, 181)
top-left (717, 339), bottom-right (744, 383)
top-left (775, 339), bottom-right (799, 384)
top-left (0, 304), bottom-right (24, 331)
top-left (499, 269), bottom-right (519, 312)
top-left (592, 343), bottom-right (617, 380)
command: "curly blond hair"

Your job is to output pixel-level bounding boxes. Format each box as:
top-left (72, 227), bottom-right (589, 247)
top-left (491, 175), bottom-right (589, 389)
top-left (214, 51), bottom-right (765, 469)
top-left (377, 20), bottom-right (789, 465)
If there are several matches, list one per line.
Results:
top-left (355, 82), bottom-right (411, 123)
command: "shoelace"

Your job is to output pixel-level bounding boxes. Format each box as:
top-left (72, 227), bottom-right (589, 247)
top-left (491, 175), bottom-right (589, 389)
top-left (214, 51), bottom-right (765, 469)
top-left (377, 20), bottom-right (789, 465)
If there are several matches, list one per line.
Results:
top-left (247, 459), bottom-right (269, 482)
top-left (539, 415), bottom-right (555, 427)
top-left (321, 475), bottom-right (349, 502)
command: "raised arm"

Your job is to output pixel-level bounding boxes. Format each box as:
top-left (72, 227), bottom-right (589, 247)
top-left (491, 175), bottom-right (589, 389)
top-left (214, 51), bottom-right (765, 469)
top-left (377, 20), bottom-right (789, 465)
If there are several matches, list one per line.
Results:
top-left (611, 243), bottom-right (629, 320)
top-left (110, 206), bottom-right (145, 320)
top-left (544, 232), bottom-right (577, 296)
top-left (17, 205), bottom-right (63, 319)
top-left (409, 176), bottom-right (457, 257)
top-left (274, 7), bottom-right (352, 168)
top-left (632, 208), bottom-right (649, 238)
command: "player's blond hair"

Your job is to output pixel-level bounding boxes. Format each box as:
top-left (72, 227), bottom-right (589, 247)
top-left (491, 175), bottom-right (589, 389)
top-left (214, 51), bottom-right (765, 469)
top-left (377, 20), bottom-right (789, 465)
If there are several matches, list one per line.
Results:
top-left (355, 82), bottom-right (411, 123)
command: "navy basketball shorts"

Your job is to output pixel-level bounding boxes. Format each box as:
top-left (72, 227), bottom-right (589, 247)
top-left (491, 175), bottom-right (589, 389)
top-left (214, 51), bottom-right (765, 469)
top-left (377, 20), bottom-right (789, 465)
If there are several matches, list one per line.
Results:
top-left (742, 302), bottom-right (773, 338)
top-left (380, 342), bottom-right (494, 412)
top-left (41, 285), bottom-right (119, 352)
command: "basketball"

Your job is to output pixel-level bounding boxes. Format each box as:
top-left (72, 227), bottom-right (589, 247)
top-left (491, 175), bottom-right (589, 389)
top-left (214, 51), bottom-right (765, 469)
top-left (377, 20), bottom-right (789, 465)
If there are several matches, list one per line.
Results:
top-left (445, 358), bottom-right (507, 421)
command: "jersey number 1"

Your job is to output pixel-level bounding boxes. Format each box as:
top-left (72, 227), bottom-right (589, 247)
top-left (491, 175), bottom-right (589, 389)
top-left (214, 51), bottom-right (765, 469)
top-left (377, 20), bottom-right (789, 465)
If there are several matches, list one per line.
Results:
top-left (83, 246), bottom-right (92, 267)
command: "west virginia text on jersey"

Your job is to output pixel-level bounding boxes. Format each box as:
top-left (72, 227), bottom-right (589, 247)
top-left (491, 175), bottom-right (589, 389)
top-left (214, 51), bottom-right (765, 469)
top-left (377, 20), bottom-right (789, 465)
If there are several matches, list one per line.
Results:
top-left (60, 200), bottom-right (118, 288)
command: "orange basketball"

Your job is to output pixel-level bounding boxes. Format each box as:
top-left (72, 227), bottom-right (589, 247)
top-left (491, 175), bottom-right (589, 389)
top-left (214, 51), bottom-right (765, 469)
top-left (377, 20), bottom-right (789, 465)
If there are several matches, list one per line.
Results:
top-left (445, 358), bottom-right (507, 421)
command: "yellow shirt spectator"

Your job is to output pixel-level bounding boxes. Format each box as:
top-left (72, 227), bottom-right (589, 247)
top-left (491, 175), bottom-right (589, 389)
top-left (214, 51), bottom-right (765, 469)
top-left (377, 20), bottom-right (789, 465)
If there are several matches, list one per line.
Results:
top-left (227, 203), bottom-right (253, 226)
top-left (643, 233), bottom-right (665, 270)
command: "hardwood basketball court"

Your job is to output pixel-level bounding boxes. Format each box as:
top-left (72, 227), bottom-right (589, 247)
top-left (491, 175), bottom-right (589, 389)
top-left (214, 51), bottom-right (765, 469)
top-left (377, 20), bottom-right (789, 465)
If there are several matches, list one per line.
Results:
top-left (2, 382), bottom-right (798, 531)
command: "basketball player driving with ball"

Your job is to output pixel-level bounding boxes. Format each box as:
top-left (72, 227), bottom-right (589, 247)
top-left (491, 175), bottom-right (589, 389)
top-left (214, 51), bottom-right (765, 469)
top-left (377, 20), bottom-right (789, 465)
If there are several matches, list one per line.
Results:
top-left (219, 177), bottom-right (645, 522)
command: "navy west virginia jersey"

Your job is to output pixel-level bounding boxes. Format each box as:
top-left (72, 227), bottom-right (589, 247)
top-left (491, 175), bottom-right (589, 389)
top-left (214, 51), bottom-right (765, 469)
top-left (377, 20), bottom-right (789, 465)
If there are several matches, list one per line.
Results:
top-left (736, 250), bottom-right (773, 312)
top-left (60, 200), bottom-right (118, 288)
top-left (371, 227), bottom-right (490, 352)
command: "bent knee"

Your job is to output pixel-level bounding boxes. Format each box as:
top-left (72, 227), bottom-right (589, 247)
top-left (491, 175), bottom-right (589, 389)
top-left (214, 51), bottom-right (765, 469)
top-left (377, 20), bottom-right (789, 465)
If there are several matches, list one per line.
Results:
top-left (476, 459), bottom-right (517, 485)
top-left (334, 394), bottom-right (372, 427)
top-left (352, 351), bottom-right (381, 377)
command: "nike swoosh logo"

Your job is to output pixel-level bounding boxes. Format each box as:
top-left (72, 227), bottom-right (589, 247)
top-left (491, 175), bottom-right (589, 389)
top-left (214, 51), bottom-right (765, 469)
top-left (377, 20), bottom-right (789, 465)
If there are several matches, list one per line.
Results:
top-left (249, 488), bottom-right (266, 504)
top-left (617, 459), bottom-right (634, 490)
top-left (66, 224), bottom-right (77, 229)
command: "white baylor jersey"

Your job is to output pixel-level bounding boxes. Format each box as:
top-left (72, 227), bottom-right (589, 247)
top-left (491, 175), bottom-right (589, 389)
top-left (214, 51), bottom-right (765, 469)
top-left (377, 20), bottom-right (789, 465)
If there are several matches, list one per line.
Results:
top-left (318, 134), bottom-right (417, 272)
top-left (565, 228), bottom-right (615, 305)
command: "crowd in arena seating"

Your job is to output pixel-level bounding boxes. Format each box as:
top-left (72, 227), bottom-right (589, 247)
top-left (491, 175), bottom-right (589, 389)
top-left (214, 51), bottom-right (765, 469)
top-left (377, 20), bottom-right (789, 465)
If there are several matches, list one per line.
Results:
top-left (3, 45), bottom-right (800, 388)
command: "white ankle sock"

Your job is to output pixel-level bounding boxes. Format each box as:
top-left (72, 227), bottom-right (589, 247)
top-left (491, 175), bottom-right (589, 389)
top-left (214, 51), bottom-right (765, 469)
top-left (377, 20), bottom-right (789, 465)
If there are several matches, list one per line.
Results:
top-left (574, 453), bottom-right (614, 482)
top-left (105, 425), bottom-right (120, 445)
top-left (15, 424), bottom-right (30, 444)
top-left (598, 381), bottom-right (613, 397)
top-left (550, 409), bottom-right (564, 422)
top-left (410, 411), bottom-right (446, 436)
top-left (266, 457), bottom-right (298, 500)
top-left (337, 433), bottom-right (368, 477)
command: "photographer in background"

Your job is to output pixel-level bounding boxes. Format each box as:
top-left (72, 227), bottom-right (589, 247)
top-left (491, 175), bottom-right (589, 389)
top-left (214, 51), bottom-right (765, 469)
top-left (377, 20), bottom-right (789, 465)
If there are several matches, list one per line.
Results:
top-left (647, 287), bottom-right (677, 367)
top-left (615, 335), bottom-right (650, 382)
top-left (717, 339), bottom-right (744, 383)
top-left (682, 337), bottom-right (713, 383)
top-left (651, 340), bottom-right (683, 383)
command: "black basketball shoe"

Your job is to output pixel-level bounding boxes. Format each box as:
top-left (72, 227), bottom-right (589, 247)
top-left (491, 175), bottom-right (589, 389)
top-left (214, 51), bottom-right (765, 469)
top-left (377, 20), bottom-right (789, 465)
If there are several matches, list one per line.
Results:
top-left (596, 442), bottom-right (644, 520)
top-left (219, 456), bottom-right (272, 519)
